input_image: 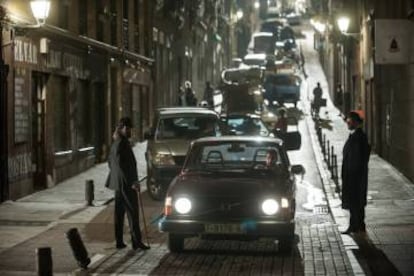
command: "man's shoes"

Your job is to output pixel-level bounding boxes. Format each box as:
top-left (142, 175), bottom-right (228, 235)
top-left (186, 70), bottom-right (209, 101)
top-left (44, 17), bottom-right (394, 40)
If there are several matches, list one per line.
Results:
top-left (133, 241), bottom-right (150, 250)
top-left (116, 243), bottom-right (127, 249)
top-left (340, 228), bottom-right (356, 235)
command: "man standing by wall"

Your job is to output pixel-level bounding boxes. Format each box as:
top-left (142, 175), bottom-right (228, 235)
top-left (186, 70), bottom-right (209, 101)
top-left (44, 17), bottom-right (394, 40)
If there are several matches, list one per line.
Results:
top-left (341, 111), bottom-right (370, 234)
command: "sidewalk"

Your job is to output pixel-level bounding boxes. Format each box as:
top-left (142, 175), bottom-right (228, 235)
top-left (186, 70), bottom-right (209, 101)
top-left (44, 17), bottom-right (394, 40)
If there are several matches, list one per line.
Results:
top-left (301, 30), bottom-right (414, 276)
top-left (0, 141), bottom-right (148, 273)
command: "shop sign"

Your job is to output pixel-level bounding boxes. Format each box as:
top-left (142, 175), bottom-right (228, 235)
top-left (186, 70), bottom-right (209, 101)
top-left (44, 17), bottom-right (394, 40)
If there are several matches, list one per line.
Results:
top-left (45, 48), bottom-right (86, 78)
top-left (14, 38), bottom-right (38, 65)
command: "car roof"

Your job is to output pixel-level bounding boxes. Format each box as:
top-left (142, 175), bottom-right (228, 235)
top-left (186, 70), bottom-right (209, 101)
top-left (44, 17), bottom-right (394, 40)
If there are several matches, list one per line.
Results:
top-left (243, 53), bottom-right (267, 60)
top-left (157, 107), bottom-right (219, 116)
top-left (221, 112), bottom-right (262, 119)
top-left (252, 32), bottom-right (274, 37)
top-left (193, 136), bottom-right (283, 145)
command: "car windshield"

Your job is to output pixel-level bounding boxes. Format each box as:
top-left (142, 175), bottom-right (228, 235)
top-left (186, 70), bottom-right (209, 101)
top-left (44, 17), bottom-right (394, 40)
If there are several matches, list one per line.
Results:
top-left (265, 74), bottom-right (297, 85)
top-left (185, 141), bottom-right (283, 171)
top-left (156, 116), bottom-right (220, 140)
top-left (225, 117), bottom-right (270, 136)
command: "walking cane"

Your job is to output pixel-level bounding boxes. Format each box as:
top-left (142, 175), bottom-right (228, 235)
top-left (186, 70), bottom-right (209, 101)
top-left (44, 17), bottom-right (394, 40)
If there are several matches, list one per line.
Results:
top-left (137, 186), bottom-right (151, 246)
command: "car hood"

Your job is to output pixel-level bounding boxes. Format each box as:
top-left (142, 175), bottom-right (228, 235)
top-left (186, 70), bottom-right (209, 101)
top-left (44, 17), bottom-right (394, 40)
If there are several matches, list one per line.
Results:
top-left (152, 139), bottom-right (191, 156)
top-left (169, 171), bottom-right (290, 197)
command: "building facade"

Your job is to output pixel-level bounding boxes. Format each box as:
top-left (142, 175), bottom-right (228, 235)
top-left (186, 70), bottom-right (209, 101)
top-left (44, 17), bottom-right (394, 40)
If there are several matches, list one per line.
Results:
top-left (0, 0), bottom-right (154, 201)
top-left (317, 0), bottom-right (414, 182)
top-left (0, 0), bottom-right (239, 201)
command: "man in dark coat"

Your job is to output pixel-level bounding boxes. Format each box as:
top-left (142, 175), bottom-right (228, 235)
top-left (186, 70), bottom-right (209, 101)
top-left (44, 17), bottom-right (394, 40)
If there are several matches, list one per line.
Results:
top-left (341, 111), bottom-right (370, 234)
top-left (106, 117), bottom-right (150, 250)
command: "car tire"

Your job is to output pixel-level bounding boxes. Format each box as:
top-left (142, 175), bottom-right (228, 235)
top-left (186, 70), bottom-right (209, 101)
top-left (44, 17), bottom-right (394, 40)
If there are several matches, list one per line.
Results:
top-left (278, 237), bottom-right (294, 254)
top-left (168, 233), bottom-right (184, 253)
top-left (146, 168), bottom-right (163, 201)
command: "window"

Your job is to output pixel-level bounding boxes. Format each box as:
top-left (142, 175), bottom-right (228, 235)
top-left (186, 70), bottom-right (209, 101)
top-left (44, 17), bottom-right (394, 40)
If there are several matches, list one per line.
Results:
top-left (79, 0), bottom-right (88, 35)
top-left (53, 77), bottom-right (70, 151)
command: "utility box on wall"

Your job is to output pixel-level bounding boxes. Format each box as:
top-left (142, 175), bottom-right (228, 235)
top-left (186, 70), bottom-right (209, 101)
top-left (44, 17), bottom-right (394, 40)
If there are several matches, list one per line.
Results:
top-left (375, 20), bottom-right (413, 64)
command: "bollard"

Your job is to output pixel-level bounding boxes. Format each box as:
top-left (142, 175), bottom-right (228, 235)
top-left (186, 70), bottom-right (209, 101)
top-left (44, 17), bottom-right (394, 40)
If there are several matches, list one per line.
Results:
top-left (330, 146), bottom-right (335, 172)
top-left (317, 127), bottom-right (322, 144)
top-left (36, 247), bottom-right (53, 276)
top-left (65, 228), bottom-right (91, 269)
top-left (333, 155), bottom-right (341, 194)
top-left (322, 134), bottom-right (326, 154)
top-left (326, 140), bottom-right (330, 164)
top-left (85, 179), bottom-right (94, 206)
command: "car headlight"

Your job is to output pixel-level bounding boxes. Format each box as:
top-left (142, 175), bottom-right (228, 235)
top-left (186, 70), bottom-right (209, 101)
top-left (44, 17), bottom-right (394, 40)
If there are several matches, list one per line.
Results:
top-left (262, 199), bottom-right (279, 215)
top-left (281, 198), bottom-right (289, 208)
top-left (154, 153), bottom-right (175, 165)
top-left (174, 197), bottom-right (192, 214)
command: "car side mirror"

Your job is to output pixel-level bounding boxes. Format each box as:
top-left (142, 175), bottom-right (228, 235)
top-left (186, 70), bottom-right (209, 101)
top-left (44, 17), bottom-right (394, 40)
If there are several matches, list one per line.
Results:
top-left (291, 164), bottom-right (305, 175)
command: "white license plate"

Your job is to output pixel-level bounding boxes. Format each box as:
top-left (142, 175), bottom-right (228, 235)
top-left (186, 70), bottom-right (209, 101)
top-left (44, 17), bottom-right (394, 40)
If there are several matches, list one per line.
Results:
top-left (205, 224), bottom-right (242, 234)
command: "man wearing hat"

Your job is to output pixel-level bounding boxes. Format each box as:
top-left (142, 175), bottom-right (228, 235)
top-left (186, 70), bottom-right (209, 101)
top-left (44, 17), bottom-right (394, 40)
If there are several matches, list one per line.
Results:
top-left (341, 111), bottom-right (370, 234)
top-left (106, 117), bottom-right (150, 250)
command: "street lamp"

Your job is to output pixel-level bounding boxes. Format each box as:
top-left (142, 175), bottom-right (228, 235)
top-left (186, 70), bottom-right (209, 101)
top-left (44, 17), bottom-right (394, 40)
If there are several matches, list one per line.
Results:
top-left (236, 10), bottom-right (243, 20)
top-left (337, 17), bottom-right (350, 33)
top-left (30, 0), bottom-right (50, 26)
top-left (337, 16), bottom-right (360, 39)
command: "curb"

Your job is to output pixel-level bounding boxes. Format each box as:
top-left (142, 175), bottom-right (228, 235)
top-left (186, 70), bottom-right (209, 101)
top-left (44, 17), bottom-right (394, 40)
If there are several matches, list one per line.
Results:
top-left (301, 94), bottom-right (364, 275)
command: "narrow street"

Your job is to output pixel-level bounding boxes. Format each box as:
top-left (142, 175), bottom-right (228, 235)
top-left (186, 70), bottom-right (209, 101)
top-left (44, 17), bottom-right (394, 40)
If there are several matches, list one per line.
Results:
top-left (0, 6), bottom-right (413, 275)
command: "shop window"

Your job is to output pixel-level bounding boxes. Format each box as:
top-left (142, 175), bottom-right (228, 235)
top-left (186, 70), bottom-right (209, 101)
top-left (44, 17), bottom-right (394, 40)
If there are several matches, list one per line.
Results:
top-left (77, 81), bottom-right (93, 147)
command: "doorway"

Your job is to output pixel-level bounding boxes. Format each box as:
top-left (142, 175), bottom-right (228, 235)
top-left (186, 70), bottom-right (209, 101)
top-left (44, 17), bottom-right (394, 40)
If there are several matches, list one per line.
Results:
top-left (32, 73), bottom-right (47, 190)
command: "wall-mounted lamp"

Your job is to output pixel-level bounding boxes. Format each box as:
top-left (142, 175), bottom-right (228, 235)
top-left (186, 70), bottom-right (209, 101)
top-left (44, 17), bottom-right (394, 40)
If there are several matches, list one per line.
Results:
top-left (12, 0), bottom-right (50, 30)
top-left (236, 10), bottom-right (243, 20)
top-left (337, 16), bottom-right (361, 39)
top-left (30, 0), bottom-right (50, 26)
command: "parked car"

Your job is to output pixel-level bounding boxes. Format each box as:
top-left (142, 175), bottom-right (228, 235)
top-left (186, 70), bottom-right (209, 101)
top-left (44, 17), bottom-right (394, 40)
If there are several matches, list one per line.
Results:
top-left (263, 73), bottom-right (302, 107)
top-left (251, 32), bottom-right (276, 55)
top-left (221, 113), bottom-right (272, 137)
top-left (159, 136), bottom-right (304, 253)
top-left (144, 107), bottom-right (222, 200)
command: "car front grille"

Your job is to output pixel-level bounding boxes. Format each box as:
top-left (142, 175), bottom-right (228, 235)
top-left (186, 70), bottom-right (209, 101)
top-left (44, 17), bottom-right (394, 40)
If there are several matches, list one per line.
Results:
top-left (189, 197), bottom-right (282, 220)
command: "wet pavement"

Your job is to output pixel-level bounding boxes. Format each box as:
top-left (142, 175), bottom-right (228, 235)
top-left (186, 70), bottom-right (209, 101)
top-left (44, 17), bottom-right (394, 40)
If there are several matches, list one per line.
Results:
top-left (0, 27), bottom-right (413, 275)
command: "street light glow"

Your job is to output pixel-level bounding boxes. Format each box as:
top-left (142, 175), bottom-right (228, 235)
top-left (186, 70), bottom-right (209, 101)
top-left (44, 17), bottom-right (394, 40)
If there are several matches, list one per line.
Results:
top-left (337, 17), bottom-right (350, 33)
top-left (30, 0), bottom-right (50, 24)
top-left (236, 10), bottom-right (243, 20)
top-left (254, 1), bottom-right (260, 9)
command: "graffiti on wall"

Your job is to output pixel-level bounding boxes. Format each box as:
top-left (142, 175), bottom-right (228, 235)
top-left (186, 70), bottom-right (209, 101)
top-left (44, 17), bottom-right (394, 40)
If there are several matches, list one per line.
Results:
top-left (8, 152), bottom-right (33, 180)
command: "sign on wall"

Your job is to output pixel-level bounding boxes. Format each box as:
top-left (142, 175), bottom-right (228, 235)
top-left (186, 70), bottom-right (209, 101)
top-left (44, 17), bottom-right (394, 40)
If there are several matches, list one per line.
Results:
top-left (14, 68), bottom-right (30, 143)
top-left (375, 20), bottom-right (413, 64)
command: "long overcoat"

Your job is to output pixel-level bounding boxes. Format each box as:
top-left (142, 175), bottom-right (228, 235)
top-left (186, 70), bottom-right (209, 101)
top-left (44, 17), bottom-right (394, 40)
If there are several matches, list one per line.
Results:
top-left (341, 127), bottom-right (370, 209)
top-left (106, 136), bottom-right (138, 192)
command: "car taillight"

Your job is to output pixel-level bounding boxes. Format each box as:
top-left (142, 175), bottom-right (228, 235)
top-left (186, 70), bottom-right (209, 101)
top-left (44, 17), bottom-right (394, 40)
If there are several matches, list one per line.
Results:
top-left (164, 196), bottom-right (172, 216)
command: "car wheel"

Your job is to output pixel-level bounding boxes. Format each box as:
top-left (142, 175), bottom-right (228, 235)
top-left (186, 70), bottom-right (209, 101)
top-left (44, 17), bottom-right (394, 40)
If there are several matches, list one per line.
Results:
top-left (168, 233), bottom-right (184, 253)
top-left (278, 237), bottom-right (294, 254)
top-left (146, 169), bottom-right (163, 201)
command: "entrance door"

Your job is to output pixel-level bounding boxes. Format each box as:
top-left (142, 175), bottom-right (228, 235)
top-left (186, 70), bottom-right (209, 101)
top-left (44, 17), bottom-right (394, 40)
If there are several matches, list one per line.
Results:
top-left (32, 73), bottom-right (47, 190)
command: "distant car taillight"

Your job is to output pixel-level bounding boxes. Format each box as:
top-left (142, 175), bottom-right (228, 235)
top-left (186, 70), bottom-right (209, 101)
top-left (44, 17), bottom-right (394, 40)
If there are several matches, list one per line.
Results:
top-left (164, 196), bottom-right (172, 215)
